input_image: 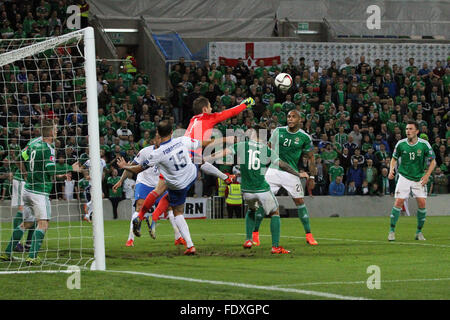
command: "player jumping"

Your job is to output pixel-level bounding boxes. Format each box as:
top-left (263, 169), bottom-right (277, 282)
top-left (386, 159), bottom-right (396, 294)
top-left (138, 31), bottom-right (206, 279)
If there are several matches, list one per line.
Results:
top-left (113, 133), bottom-right (186, 247)
top-left (132, 97), bottom-right (255, 237)
top-left (118, 120), bottom-right (217, 255)
top-left (388, 120), bottom-right (436, 241)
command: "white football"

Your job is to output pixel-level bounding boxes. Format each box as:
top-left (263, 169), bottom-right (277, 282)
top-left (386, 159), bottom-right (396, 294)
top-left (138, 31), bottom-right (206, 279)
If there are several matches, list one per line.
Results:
top-left (274, 73), bottom-right (293, 91)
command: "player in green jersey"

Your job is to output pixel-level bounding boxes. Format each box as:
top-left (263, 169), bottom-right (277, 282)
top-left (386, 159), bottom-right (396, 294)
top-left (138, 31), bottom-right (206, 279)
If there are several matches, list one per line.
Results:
top-left (264, 110), bottom-right (319, 246)
top-left (206, 125), bottom-right (309, 253)
top-left (5, 136), bottom-right (43, 253)
top-left (1, 121), bottom-right (81, 265)
top-left (388, 120), bottom-right (436, 241)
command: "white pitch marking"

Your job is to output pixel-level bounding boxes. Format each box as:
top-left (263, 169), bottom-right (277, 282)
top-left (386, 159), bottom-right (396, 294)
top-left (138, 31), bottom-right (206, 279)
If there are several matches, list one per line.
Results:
top-left (104, 269), bottom-right (370, 300)
top-left (270, 278), bottom-right (450, 288)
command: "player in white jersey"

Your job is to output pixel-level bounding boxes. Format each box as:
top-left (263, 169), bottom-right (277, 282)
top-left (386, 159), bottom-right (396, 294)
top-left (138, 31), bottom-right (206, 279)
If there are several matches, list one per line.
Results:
top-left (82, 157), bottom-right (106, 222)
top-left (118, 121), bottom-right (215, 255)
top-left (113, 139), bottom-right (186, 247)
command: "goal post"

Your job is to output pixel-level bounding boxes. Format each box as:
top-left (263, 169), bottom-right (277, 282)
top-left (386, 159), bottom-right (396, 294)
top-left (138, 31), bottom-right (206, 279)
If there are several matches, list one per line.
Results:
top-left (83, 27), bottom-right (106, 271)
top-left (0, 27), bottom-right (105, 272)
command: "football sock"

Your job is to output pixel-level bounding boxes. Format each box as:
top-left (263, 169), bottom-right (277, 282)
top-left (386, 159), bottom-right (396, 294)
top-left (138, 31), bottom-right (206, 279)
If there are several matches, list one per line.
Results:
top-left (13, 211), bottom-right (23, 229)
top-left (297, 204), bottom-right (311, 234)
top-left (390, 206), bottom-right (401, 232)
top-left (26, 221), bottom-right (37, 246)
top-left (200, 162), bottom-right (228, 180)
top-left (245, 209), bottom-right (256, 240)
top-left (5, 226), bottom-right (25, 255)
top-left (28, 229), bottom-right (45, 259)
top-left (416, 208), bottom-right (427, 234)
top-left (128, 212), bottom-right (139, 241)
top-left (174, 215), bottom-right (194, 248)
top-left (152, 193), bottom-right (169, 222)
top-left (139, 191), bottom-right (159, 220)
top-left (270, 215), bottom-right (281, 248)
top-left (167, 210), bottom-right (182, 240)
top-left (253, 207), bottom-right (264, 232)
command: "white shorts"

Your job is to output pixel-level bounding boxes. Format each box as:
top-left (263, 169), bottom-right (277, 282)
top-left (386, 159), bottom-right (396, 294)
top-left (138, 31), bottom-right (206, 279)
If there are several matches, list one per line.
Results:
top-left (22, 188), bottom-right (52, 221)
top-left (86, 201), bottom-right (93, 215)
top-left (11, 179), bottom-right (25, 207)
top-left (243, 190), bottom-right (278, 215)
top-left (22, 206), bottom-right (36, 223)
top-left (265, 167), bottom-right (304, 198)
top-left (395, 174), bottom-right (427, 199)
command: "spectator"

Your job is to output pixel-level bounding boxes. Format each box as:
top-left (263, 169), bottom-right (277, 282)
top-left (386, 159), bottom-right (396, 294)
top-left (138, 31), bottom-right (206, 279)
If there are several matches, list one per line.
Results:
top-left (346, 159), bottom-right (364, 193)
top-left (433, 167), bottom-right (448, 194)
top-left (329, 175), bottom-right (345, 196)
top-left (107, 168), bottom-right (122, 219)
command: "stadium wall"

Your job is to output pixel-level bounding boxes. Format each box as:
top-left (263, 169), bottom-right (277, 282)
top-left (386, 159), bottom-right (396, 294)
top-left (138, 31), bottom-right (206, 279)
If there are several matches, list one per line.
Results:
top-left (0, 195), bottom-right (448, 222)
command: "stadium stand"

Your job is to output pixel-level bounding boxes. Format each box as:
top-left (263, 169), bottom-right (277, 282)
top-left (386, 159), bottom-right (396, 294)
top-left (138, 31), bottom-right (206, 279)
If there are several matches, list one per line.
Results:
top-left (0, 0), bottom-right (448, 209)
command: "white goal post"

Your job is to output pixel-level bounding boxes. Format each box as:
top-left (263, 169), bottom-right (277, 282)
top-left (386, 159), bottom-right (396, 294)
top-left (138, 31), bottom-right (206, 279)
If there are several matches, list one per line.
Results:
top-left (0, 27), bottom-right (105, 271)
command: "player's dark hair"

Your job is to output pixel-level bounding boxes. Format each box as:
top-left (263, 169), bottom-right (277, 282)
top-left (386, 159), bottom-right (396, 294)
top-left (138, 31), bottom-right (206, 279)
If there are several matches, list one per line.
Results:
top-left (41, 119), bottom-right (55, 137)
top-left (193, 96), bottom-right (209, 115)
top-left (407, 120), bottom-right (419, 130)
top-left (156, 120), bottom-right (173, 138)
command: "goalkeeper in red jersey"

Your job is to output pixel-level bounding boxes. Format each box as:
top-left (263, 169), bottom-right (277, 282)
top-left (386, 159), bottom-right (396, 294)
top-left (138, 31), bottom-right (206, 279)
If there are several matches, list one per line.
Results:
top-left (132, 97), bottom-right (255, 238)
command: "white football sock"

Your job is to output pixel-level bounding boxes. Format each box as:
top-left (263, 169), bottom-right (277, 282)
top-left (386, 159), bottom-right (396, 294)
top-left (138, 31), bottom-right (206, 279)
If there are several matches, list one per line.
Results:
top-left (128, 212), bottom-right (139, 241)
top-left (167, 210), bottom-right (182, 239)
top-left (200, 162), bottom-right (228, 180)
top-left (174, 215), bottom-right (194, 248)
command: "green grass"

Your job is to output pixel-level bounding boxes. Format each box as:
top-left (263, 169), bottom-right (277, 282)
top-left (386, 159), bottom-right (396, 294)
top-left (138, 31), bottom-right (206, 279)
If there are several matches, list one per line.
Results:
top-left (1, 216), bottom-right (449, 300)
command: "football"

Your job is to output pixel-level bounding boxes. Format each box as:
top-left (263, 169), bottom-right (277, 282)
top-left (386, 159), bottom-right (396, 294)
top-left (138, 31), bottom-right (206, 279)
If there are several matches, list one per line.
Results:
top-left (274, 72), bottom-right (293, 91)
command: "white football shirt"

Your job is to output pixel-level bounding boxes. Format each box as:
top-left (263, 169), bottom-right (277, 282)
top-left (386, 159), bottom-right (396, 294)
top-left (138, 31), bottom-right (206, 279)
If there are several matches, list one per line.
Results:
top-left (142, 136), bottom-right (200, 190)
top-left (133, 145), bottom-right (160, 187)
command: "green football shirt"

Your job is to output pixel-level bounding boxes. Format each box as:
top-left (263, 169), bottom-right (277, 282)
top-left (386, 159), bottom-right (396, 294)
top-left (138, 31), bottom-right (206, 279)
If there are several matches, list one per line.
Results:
top-left (23, 139), bottom-right (62, 195)
top-left (329, 165), bottom-right (344, 182)
top-left (393, 138), bottom-right (435, 182)
top-left (107, 176), bottom-right (122, 198)
top-left (269, 126), bottom-right (312, 172)
top-left (230, 140), bottom-right (272, 193)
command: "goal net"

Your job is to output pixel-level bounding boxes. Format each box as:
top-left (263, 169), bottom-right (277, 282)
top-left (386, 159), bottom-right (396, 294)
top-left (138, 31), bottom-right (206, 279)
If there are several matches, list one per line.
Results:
top-left (0, 27), bottom-right (105, 273)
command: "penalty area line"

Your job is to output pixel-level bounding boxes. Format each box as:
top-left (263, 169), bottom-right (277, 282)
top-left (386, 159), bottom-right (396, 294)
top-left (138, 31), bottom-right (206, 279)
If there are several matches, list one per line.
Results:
top-left (104, 269), bottom-right (371, 300)
top-left (271, 277), bottom-right (450, 288)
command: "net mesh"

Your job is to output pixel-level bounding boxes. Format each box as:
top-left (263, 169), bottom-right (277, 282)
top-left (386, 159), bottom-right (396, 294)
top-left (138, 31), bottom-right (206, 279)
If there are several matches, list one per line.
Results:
top-left (0, 31), bottom-right (96, 272)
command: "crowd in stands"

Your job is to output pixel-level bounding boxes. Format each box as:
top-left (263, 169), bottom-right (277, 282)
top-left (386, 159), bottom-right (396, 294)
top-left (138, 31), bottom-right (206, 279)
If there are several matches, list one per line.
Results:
top-left (0, 0), bottom-right (449, 207)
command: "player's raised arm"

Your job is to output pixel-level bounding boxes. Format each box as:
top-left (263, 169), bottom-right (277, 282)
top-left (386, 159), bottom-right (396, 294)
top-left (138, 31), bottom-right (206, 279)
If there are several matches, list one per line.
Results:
top-left (212, 97), bottom-right (255, 124)
top-left (113, 161), bottom-right (133, 192)
top-left (117, 156), bottom-right (145, 175)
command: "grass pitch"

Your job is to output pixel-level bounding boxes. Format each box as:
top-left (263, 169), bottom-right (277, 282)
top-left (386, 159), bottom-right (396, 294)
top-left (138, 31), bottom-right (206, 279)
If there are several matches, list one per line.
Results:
top-left (0, 216), bottom-right (449, 300)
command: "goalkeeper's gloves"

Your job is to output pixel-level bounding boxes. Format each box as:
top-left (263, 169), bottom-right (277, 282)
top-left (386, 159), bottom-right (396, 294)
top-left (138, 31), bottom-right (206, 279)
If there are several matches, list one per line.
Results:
top-left (242, 97), bottom-right (255, 108)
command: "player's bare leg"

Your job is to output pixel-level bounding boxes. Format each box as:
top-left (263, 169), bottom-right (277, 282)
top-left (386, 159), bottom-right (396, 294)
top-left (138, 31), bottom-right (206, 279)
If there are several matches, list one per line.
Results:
top-left (293, 197), bottom-right (318, 245)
